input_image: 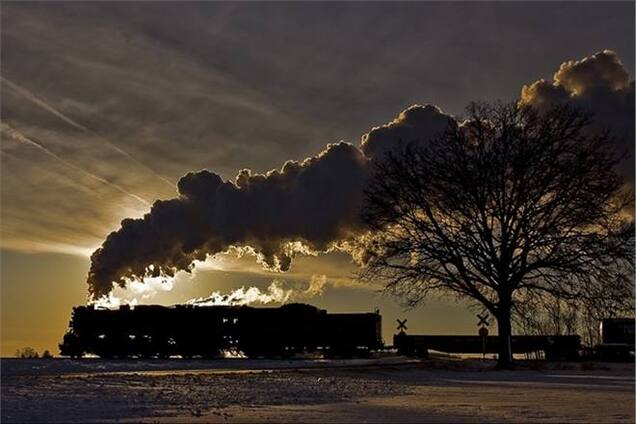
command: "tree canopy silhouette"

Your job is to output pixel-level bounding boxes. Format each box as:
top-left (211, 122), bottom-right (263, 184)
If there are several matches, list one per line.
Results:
top-left (15, 347), bottom-right (39, 359)
top-left (361, 102), bottom-right (634, 368)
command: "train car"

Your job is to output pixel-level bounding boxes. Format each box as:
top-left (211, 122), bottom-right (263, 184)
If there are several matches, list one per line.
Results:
top-left (59, 303), bottom-right (382, 358)
top-left (594, 318), bottom-right (635, 362)
top-left (394, 333), bottom-right (581, 360)
top-left (600, 318), bottom-right (635, 346)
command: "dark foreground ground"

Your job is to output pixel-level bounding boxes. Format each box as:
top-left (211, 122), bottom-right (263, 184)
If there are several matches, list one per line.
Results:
top-left (1, 357), bottom-right (633, 423)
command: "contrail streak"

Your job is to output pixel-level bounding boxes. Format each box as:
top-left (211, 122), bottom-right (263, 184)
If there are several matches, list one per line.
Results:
top-left (0, 149), bottom-right (102, 199)
top-left (1, 123), bottom-right (150, 206)
top-left (1, 76), bottom-right (174, 189)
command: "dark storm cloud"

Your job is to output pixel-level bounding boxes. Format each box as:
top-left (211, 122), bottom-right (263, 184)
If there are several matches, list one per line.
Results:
top-left (87, 49), bottom-right (634, 299)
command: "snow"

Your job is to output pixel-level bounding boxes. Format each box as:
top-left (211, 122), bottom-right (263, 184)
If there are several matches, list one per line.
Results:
top-left (1, 357), bottom-right (633, 423)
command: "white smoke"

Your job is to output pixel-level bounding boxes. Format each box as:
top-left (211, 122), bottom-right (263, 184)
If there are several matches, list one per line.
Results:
top-left (89, 273), bottom-right (175, 309)
top-left (186, 281), bottom-right (292, 306)
top-left (185, 274), bottom-right (330, 307)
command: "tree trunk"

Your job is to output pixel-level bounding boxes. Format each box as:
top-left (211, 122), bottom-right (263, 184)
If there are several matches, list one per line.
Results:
top-left (496, 307), bottom-right (514, 369)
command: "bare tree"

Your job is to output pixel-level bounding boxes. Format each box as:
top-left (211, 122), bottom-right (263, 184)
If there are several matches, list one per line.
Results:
top-left (15, 347), bottom-right (39, 359)
top-left (361, 102), bottom-right (634, 368)
top-left (513, 293), bottom-right (579, 339)
top-left (514, 269), bottom-right (634, 347)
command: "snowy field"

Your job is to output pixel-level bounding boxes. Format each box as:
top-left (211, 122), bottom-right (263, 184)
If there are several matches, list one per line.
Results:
top-left (2, 357), bottom-right (633, 423)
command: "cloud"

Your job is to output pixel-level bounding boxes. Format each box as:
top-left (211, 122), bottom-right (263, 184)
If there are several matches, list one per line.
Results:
top-left (83, 50), bottom-right (634, 300)
top-left (1, 122), bottom-right (150, 206)
top-left (1, 77), bottom-right (175, 189)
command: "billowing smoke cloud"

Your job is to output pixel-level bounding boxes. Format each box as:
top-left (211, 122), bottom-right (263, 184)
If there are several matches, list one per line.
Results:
top-left (88, 105), bottom-right (450, 299)
top-left (86, 142), bottom-right (370, 298)
top-left (88, 50), bottom-right (634, 301)
top-left (520, 49), bottom-right (634, 181)
top-left (361, 105), bottom-right (456, 160)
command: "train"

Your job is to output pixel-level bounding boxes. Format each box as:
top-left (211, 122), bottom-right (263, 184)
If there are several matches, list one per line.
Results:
top-left (59, 303), bottom-right (383, 358)
top-left (393, 333), bottom-right (581, 360)
top-left (594, 318), bottom-right (635, 361)
top-left (59, 302), bottom-right (633, 362)
top-left (600, 318), bottom-right (635, 346)
top-left (393, 318), bottom-right (635, 361)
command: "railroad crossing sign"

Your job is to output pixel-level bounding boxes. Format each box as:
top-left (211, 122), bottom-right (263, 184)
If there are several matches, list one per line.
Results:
top-left (477, 312), bottom-right (490, 328)
top-left (477, 312), bottom-right (490, 358)
top-left (396, 319), bottom-right (408, 332)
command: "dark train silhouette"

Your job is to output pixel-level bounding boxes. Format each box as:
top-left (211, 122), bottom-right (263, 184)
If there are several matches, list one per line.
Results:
top-left (393, 318), bottom-right (635, 361)
top-left (393, 333), bottom-right (582, 360)
top-left (59, 302), bottom-right (632, 361)
top-left (594, 318), bottom-right (635, 361)
top-left (59, 303), bottom-right (383, 358)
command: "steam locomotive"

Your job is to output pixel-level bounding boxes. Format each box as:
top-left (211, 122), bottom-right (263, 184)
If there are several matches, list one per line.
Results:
top-left (59, 303), bottom-right (383, 358)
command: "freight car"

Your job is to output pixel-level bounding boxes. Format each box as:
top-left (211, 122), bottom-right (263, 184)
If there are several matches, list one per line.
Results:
top-left (600, 318), bottom-right (635, 346)
top-left (59, 303), bottom-right (382, 358)
top-left (394, 333), bottom-right (581, 360)
top-left (594, 318), bottom-right (635, 362)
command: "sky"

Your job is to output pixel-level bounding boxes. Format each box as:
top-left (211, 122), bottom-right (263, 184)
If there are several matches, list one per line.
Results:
top-left (1, 1), bottom-right (634, 356)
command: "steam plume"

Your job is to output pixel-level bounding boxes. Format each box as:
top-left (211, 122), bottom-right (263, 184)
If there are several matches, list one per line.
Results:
top-left (186, 281), bottom-right (293, 306)
top-left (88, 50), bottom-right (634, 301)
top-left (87, 104), bottom-right (449, 299)
top-left (520, 49), bottom-right (634, 181)
top-left (88, 142), bottom-right (369, 298)
top-left (186, 274), bottom-right (329, 307)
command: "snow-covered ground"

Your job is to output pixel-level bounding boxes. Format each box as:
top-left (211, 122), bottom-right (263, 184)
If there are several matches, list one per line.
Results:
top-left (2, 357), bottom-right (633, 423)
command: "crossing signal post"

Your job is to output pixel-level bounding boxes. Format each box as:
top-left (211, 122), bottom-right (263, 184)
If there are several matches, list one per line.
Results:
top-left (477, 312), bottom-right (490, 359)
